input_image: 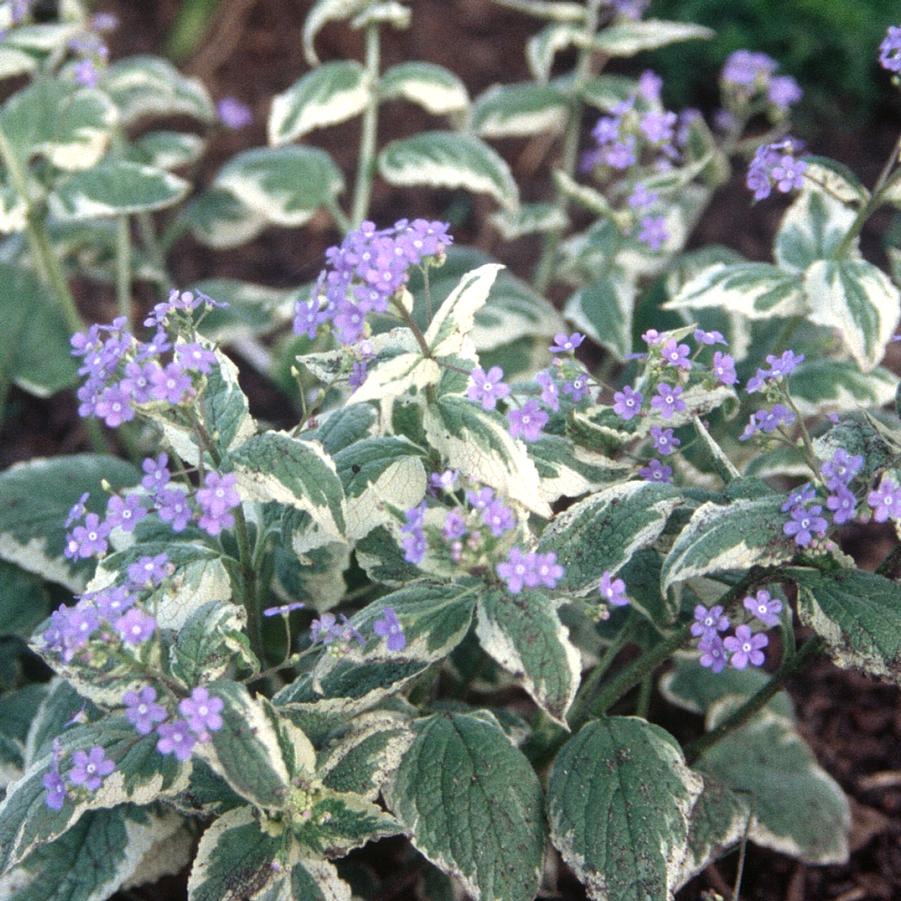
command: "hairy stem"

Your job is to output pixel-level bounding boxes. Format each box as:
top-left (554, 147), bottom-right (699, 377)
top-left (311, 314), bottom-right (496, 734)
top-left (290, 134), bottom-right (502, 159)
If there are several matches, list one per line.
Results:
top-left (390, 293), bottom-right (432, 357)
top-left (350, 23), bottom-right (381, 228)
top-left (116, 215), bottom-right (133, 328)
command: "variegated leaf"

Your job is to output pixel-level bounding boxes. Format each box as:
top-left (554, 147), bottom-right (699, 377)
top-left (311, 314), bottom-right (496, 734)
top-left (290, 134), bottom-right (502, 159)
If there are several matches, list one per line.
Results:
top-left (489, 202), bottom-right (568, 240)
top-left (169, 601), bottom-right (254, 686)
top-left (802, 156), bottom-right (869, 205)
top-left (182, 188), bottom-right (268, 250)
top-left (774, 186), bottom-right (857, 272)
top-left (128, 130), bottom-right (205, 170)
top-left (425, 263), bottom-right (503, 357)
top-left (790, 360), bottom-right (897, 415)
top-left (587, 19), bottom-right (714, 57)
top-left (348, 353), bottom-right (440, 405)
top-left (527, 435), bottom-right (631, 503)
top-left (564, 271), bottom-right (636, 361)
top-left (579, 73), bottom-right (638, 112)
top-left (526, 23), bottom-right (581, 82)
top-left (490, 0), bottom-right (585, 21)
top-left (472, 83), bottom-right (568, 138)
top-left (303, 0), bottom-right (370, 65)
top-left (379, 62), bottom-right (469, 116)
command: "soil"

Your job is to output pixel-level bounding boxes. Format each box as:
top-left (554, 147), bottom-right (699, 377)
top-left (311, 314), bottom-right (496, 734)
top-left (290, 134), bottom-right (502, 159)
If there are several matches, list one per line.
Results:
top-left (3, 2), bottom-right (900, 899)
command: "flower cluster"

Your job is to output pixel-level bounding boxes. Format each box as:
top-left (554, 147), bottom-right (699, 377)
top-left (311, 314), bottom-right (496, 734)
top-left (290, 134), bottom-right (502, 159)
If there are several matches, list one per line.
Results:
top-left (308, 608), bottom-right (408, 655)
top-left (293, 218), bottom-right (452, 346)
top-left (879, 25), bottom-right (901, 73)
top-left (719, 49), bottom-right (803, 115)
top-left (44, 742), bottom-right (115, 810)
top-left (692, 589), bottom-right (782, 673)
top-left (217, 96), bottom-right (253, 129)
top-left (746, 138), bottom-right (807, 201)
top-left (496, 548), bottom-right (564, 594)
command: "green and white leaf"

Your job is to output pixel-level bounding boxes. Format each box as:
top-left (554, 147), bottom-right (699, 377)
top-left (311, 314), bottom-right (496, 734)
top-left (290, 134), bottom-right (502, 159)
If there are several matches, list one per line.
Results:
top-left (662, 494), bottom-right (795, 593)
top-left (490, 0), bottom-right (585, 21)
top-left (379, 62), bottom-right (469, 116)
top-left (424, 395), bottom-right (550, 517)
top-left (350, 1), bottom-right (411, 30)
top-left (472, 83), bottom-right (568, 138)
top-left (0, 181), bottom-right (27, 234)
top-left (103, 55), bottom-right (215, 125)
top-left (664, 262), bottom-right (807, 320)
top-left (564, 271), bottom-right (636, 361)
top-left (128, 130), bottom-right (206, 170)
top-left (194, 279), bottom-right (296, 342)
top-left (586, 19), bottom-right (714, 57)
top-left (378, 131), bottom-right (519, 210)
top-left (302, 0), bottom-right (370, 65)
top-left (547, 717), bottom-right (703, 901)
top-left (215, 146), bottom-right (344, 228)
top-left (791, 567), bottom-right (901, 684)
top-left (697, 702), bottom-right (850, 864)
top-left (476, 589), bottom-right (580, 726)
top-left (790, 360), bottom-right (897, 415)
top-left (169, 601), bottom-right (255, 686)
top-left (804, 258), bottom-right (900, 372)
top-left (182, 188), bottom-right (268, 250)
top-left (385, 712), bottom-right (545, 901)
top-left (50, 160), bottom-right (189, 219)
top-left (230, 431), bottom-right (346, 541)
top-left (528, 435), bottom-right (631, 503)
top-left (580, 74), bottom-right (638, 112)
top-left (553, 170), bottom-right (618, 220)
top-left (334, 436), bottom-right (427, 540)
top-left (489, 202), bottom-right (568, 240)
top-left (0, 454), bottom-right (139, 591)
top-left (0, 46), bottom-right (37, 81)
top-left (269, 61), bottom-right (370, 145)
top-left (526, 23), bottom-right (581, 82)
top-left (801, 156), bottom-right (869, 205)
top-left (425, 263), bottom-right (503, 357)
top-left (538, 481), bottom-right (681, 595)
top-left (774, 187), bottom-right (857, 272)
top-left (347, 353), bottom-right (440, 405)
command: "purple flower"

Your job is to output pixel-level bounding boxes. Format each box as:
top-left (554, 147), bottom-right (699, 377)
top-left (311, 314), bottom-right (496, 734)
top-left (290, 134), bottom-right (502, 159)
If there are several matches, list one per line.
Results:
top-left (694, 329), bottom-right (727, 346)
top-left (263, 601), bottom-right (305, 617)
top-left (611, 0), bottom-right (649, 20)
top-left (768, 75), bottom-right (802, 110)
top-left (443, 508), bottom-right (467, 540)
top-left (104, 493), bottom-right (147, 533)
top-left (820, 448), bottom-right (863, 490)
top-left (562, 375), bottom-right (590, 403)
top-left (217, 96), bottom-right (253, 129)
top-left (783, 504), bottom-right (828, 547)
top-left (550, 332), bottom-right (585, 354)
top-left (482, 499), bottom-right (515, 537)
top-left (536, 370), bottom-right (560, 411)
top-left (373, 606), bottom-right (406, 652)
top-left (650, 383), bottom-right (685, 420)
top-left (879, 25), bottom-right (901, 73)
top-left (721, 50), bottom-right (776, 88)
top-left (196, 472), bottom-right (240, 536)
top-left (740, 404), bottom-right (796, 440)
top-left (637, 215), bottom-right (669, 251)
top-left (157, 720), bottom-right (196, 761)
top-left (534, 552), bottom-right (564, 589)
top-left (141, 453), bottom-right (171, 494)
top-left (175, 342), bottom-right (217, 374)
top-left (698, 635), bottom-right (728, 673)
top-left (711, 351), bottom-right (737, 386)
top-left (637, 69), bottom-right (663, 101)
top-left (43, 767), bottom-right (68, 810)
top-left (65, 512), bottom-right (110, 560)
top-left (598, 571), bottom-right (629, 606)
top-left (826, 486), bottom-right (857, 525)
top-left (746, 139), bottom-right (807, 201)
top-left (310, 612), bottom-right (364, 647)
top-left (123, 686), bottom-right (167, 735)
top-left (466, 487), bottom-right (495, 511)
top-left (691, 604), bottom-right (730, 638)
top-left (639, 110), bottom-right (677, 145)
top-left (68, 746), bottom-right (114, 792)
top-left (781, 482), bottom-right (816, 512)
top-left (650, 426), bottom-right (680, 456)
top-left (95, 386), bottom-right (134, 428)
top-left (642, 329), bottom-right (662, 346)
top-left (294, 300), bottom-right (327, 339)
top-left (743, 590), bottom-right (782, 628)
top-left (73, 58), bottom-right (99, 87)
top-left (179, 687), bottom-right (224, 737)
top-left (150, 363), bottom-right (193, 405)
top-left (613, 385), bottom-right (643, 421)
top-left (119, 362), bottom-right (157, 404)
top-left (90, 12), bottom-right (119, 32)
top-left (724, 625), bottom-right (768, 669)
top-left (65, 492), bottom-right (90, 528)
top-left (115, 608), bottom-right (157, 645)
top-left (868, 476), bottom-right (901, 523)
top-left (156, 487), bottom-right (193, 532)
top-left (768, 350), bottom-right (805, 378)
top-left (507, 399), bottom-right (548, 442)
top-left (628, 183), bottom-right (658, 210)
top-left (93, 585), bottom-right (135, 618)
top-left (467, 366), bottom-right (511, 411)
top-left (497, 547), bottom-right (537, 594)
top-left (430, 469), bottom-right (458, 492)
top-left (639, 459), bottom-right (673, 482)
top-left (127, 553), bottom-right (171, 588)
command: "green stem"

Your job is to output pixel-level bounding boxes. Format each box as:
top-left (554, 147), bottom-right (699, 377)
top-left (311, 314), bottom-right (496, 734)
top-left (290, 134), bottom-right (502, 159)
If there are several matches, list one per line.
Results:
top-left (532, 0), bottom-right (604, 294)
top-left (685, 635), bottom-right (824, 764)
top-left (116, 215), bottom-right (132, 328)
top-left (390, 293), bottom-right (431, 357)
top-left (635, 674), bottom-right (652, 718)
top-left (136, 211), bottom-right (170, 288)
top-left (350, 23), bottom-right (381, 227)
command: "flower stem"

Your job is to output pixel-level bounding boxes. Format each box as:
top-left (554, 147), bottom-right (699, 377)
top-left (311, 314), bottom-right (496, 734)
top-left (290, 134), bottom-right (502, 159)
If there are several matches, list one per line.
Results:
top-left (351, 23), bottom-right (381, 228)
top-left (390, 293), bottom-right (432, 357)
top-left (116, 215), bottom-right (133, 329)
top-left (685, 634), bottom-right (824, 764)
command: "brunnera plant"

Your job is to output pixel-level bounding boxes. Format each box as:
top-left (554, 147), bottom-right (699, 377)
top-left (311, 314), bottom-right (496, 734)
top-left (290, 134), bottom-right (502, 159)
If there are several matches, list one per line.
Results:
top-left (0, 1), bottom-right (900, 900)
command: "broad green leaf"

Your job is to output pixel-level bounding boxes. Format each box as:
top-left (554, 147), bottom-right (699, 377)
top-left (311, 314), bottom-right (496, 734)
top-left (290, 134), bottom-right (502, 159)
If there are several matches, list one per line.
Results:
top-left (0, 806), bottom-right (184, 901)
top-left (547, 717), bottom-right (703, 901)
top-left (0, 562), bottom-right (50, 640)
top-left (564, 271), bottom-right (636, 361)
top-left (283, 858), bottom-right (352, 901)
top-left (476, 588), bottom-right (580, 725)
top-left (378, 131), bottom-right (519, 211)
top-left (334, 436), bottom-right (427, 540)
top-left (275, 581), bottom-right (479, 714)
top-left (385, 712), bottom-right (545, 901)
top-left (813, 414), bottom-right (897, 486)
top-left (311, 404), bottom-right (378, 454)
top-left (580, 74), bottom-right (638, 112)
top-left (424, 395), bottom-right (551, 517)
top-left (802, 156), bottom-right (869, 205)
top-left (128, 130), bottom-right (206, 170)
top-left (538, 481), bottom-right (681, 595)
top-left (472, 83), bottom-right (568, 138)
top-left (0, 454), bottom-right (139, 591)
top-left (804, 258), bottom-right (900, 372)
top-left (790, 359), bottom-right (897, 415)
top-left (489, 202), bottom-right (568, 240)
top-left (169, 601), bottom-right (254, 686)
top-left (0, 180), bottom-right (26, 234)
top-left (0, 684), bottom-right (47, 785)
top-left (194, 279), bottom-right (296, 342)
top-left (197, 683), bottom-right (290, 810)
top-left (526, 23), bottom-right (581, 82)
top-left (664, 262), bottom-right (806, 320)
top-left (490, 0), bottom-right (585, 21)
top-left (0, 81), bottom-right (117, 172)
top-left (0, 263), bottom-right (77, 397)
top-left (661, 494), bottom-right (796, 593)
top-left (527, 435), bottom-right (631, 504)
top-left (791, 567), bottom-right (901, 685)
top-left (588, 19), bottom-right (713, 56)
top-left (215, 146), bottom-right (344, 228)
top-left (0, 717), bottom-right (188, 875)
top-left (230, 431), bottom-right (346, 542)
top-left (0, 46), bottom-right (37, 80)
top-left (697, 702), bottom-right (850, 864)
top-left (774, 187), bottom-right (857, 272)
top-left (182, 188), bottom-right (268, 249)
top-left (425, 263), bottom-right (503, 357)
top-left (553, 170), bottom-right (618, 219)
top-left (347, 352), bottom-right (440, 406)
top-left (269, 61), bottom-right (370, 145)
top-left (379, 62), bottom-right (469, 116)
top-left (0, 24), bottom-right (79, 53)
top-left (103, 55), bottom-right (215, 125)
top-left (24, 681), bottom-right (101, 768)
top-left (303, 0), bottom-right (370, 65)
top-left (50, 160), bottom-right (189, 220)
top-left (187, 805), bottom-right (285, 901)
